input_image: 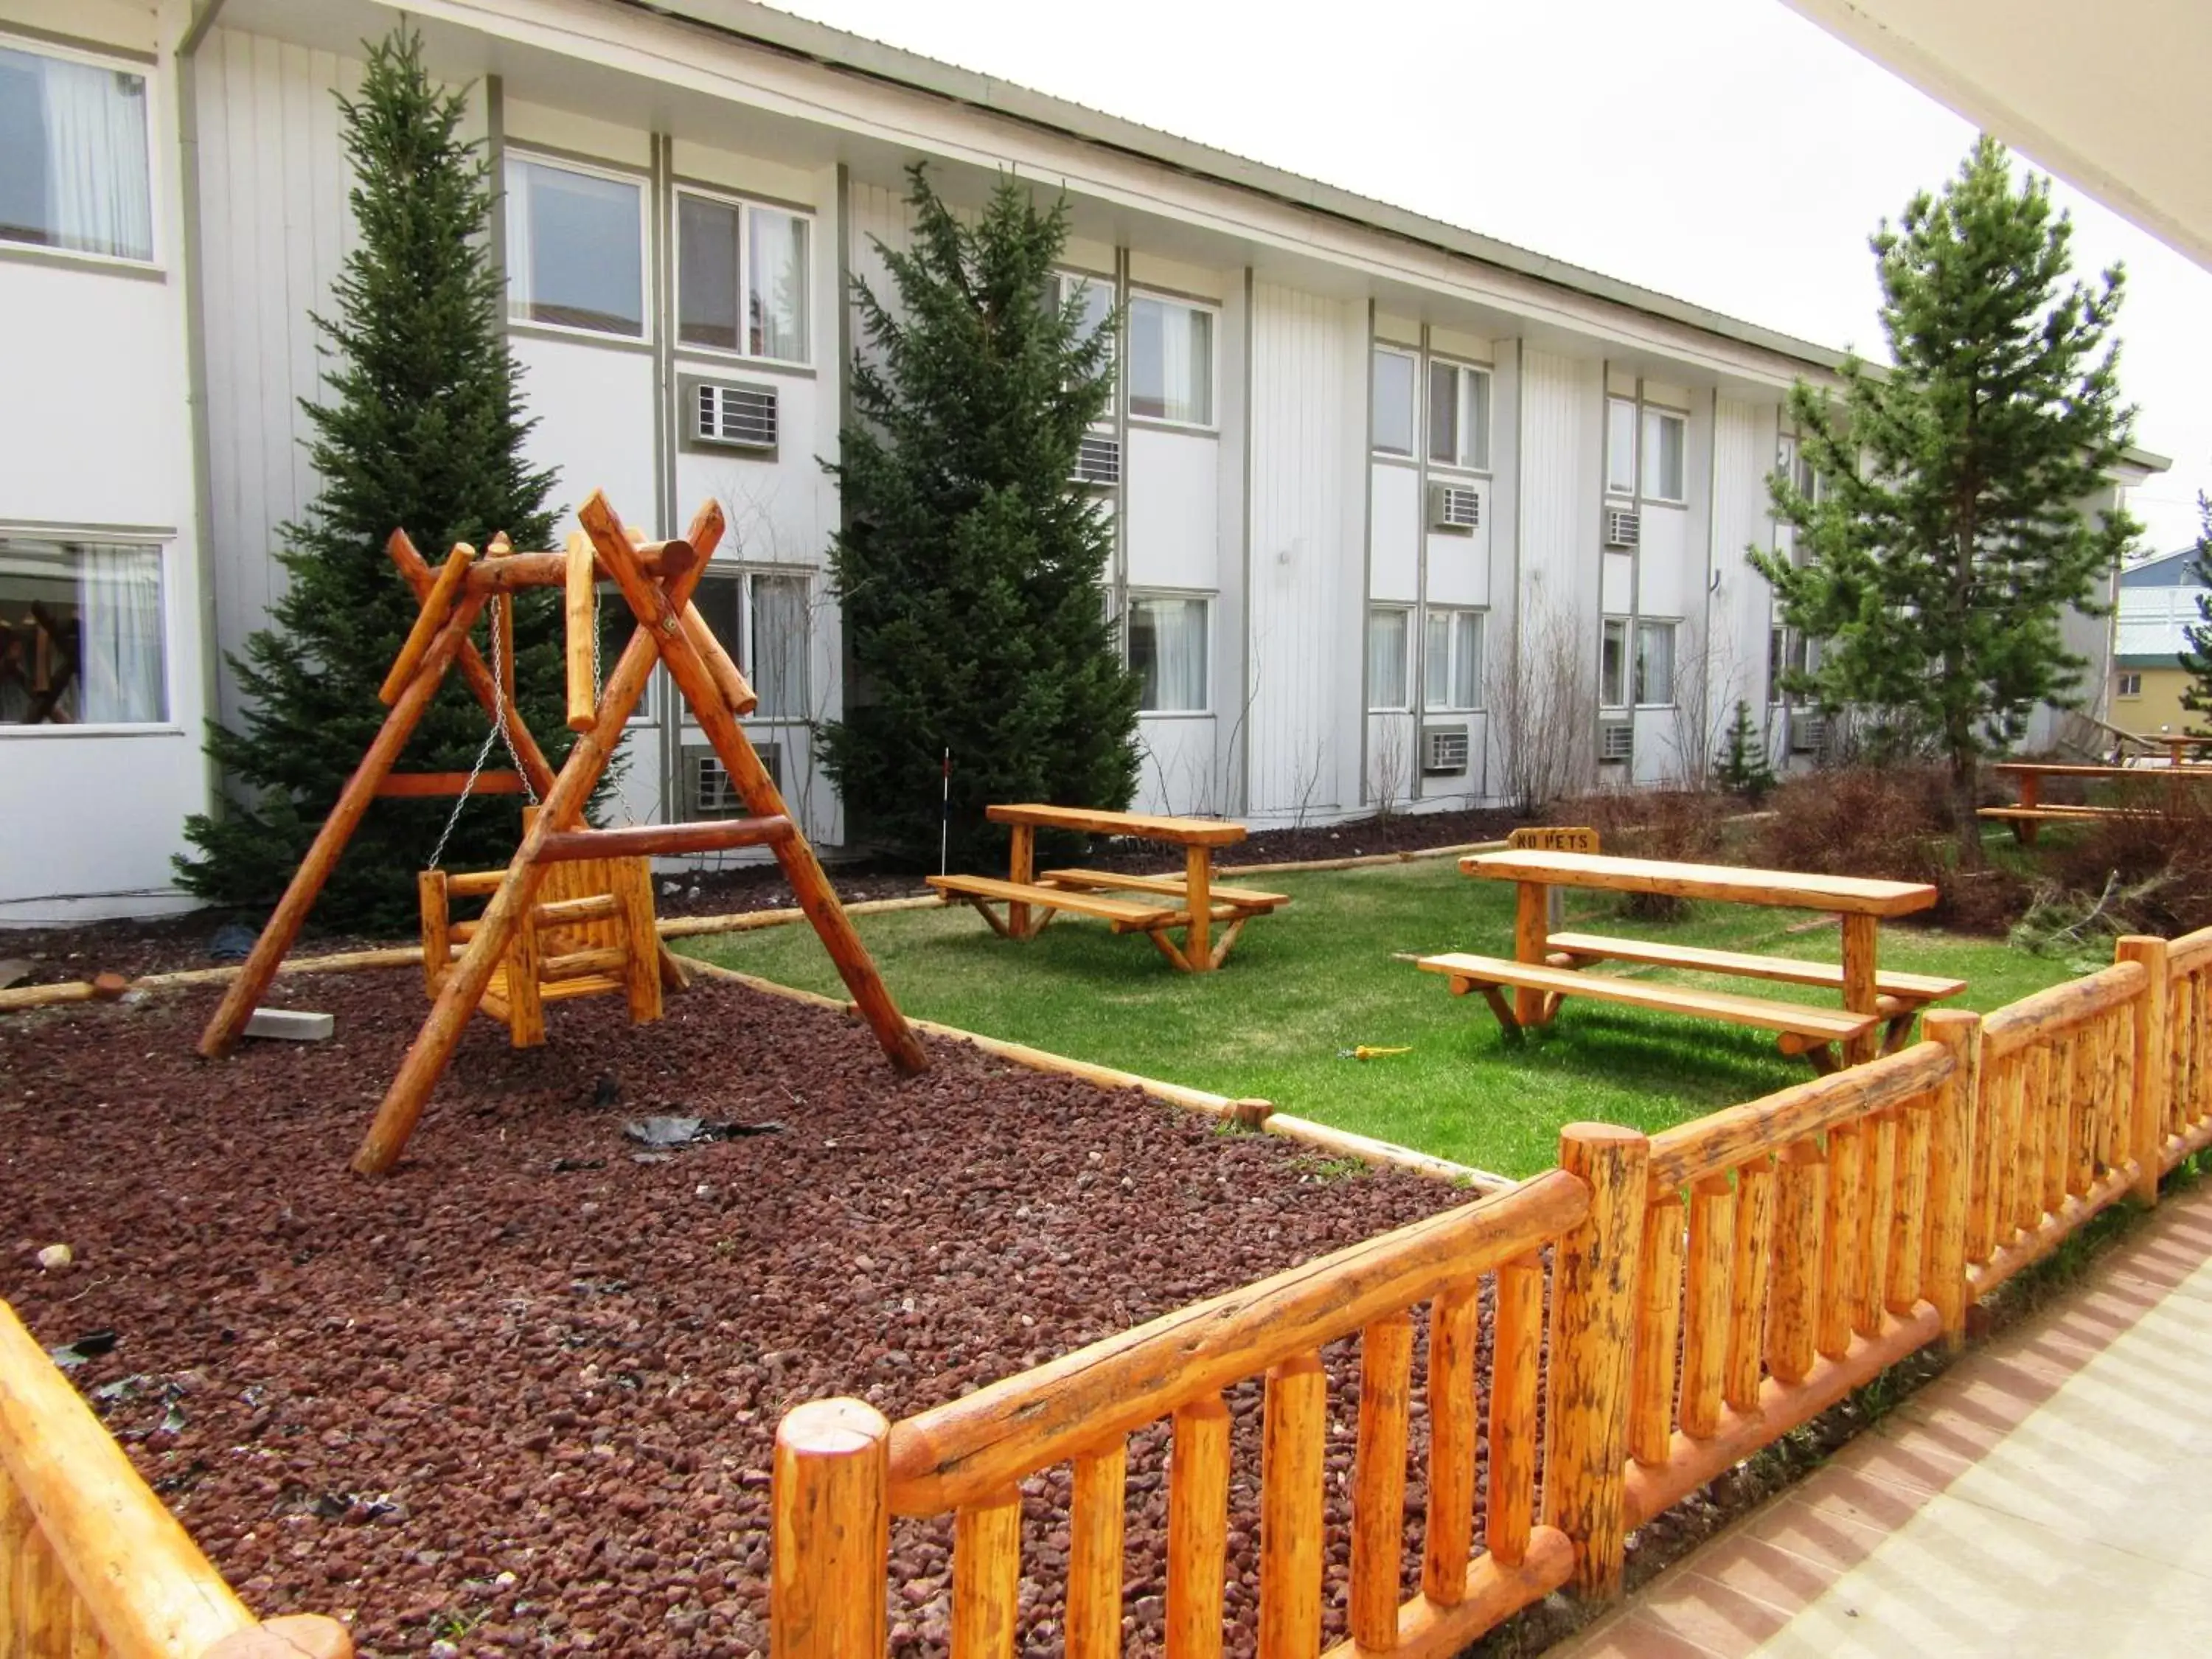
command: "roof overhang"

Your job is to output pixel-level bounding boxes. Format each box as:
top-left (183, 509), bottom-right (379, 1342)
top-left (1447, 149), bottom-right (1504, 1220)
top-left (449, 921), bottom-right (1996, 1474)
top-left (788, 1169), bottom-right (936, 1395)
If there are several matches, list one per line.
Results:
top-left (1781, 0), bottom-right (2212, 271)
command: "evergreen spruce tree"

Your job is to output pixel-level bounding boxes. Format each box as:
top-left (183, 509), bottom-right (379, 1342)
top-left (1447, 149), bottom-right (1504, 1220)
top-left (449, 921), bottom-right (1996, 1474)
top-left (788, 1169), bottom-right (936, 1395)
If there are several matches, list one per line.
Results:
top-left (1751, 136), bottom-right (2140, 866)
top-left (823, 165), bottom-right (1140, 866)
top-left (1713, 700), bottom-right (1776, 799)
top-left (177, 30), bottom-right (570, 929)
top-left (2178, 496), bottom-right (2212, 731)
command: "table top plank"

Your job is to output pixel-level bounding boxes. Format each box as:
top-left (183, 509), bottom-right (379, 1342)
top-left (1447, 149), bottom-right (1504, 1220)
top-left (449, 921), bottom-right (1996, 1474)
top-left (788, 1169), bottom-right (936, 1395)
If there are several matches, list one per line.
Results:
top-left (1460, 849), bottom-right (1937, 917)
top-left (1991, 762), bottom-right (2212, 779)
top-left (987, 804), bottom-right (1248, 846)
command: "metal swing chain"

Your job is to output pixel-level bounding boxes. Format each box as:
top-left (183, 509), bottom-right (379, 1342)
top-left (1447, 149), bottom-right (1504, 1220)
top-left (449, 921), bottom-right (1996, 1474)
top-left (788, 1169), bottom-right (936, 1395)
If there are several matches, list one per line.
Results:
top-left (426, 597), bottom-right (535, 871)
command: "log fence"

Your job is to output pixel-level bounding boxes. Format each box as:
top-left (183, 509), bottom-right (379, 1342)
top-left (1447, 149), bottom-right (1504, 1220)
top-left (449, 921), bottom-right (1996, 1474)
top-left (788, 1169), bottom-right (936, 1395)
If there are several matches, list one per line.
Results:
top-left (774, 924), bottom-right (2212, 1658)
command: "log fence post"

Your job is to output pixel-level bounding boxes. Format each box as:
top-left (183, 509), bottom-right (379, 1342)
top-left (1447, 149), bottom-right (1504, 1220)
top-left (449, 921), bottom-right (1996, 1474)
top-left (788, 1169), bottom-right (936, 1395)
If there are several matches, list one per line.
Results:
top-left (1922, 1010), bottom-right (1980, 1349)
top-left (772, 1399), bottom-right (890, 1659)
top-left (2117, 935), bottom-right (2170, 1206)
top-left (1543, 1123), bottom-right (1649, 1600)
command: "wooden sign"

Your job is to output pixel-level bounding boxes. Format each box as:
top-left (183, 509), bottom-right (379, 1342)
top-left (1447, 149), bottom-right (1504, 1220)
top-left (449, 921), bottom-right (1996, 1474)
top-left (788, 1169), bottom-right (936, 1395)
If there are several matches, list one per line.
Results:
top-left (1509, 826), bottom-right (1600, 855)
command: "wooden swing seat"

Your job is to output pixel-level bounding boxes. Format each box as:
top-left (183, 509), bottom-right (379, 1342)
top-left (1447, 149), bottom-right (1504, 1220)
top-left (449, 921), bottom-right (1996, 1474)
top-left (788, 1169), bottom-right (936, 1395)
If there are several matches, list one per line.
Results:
top-left (419, 844), bottom-right (661, 1047)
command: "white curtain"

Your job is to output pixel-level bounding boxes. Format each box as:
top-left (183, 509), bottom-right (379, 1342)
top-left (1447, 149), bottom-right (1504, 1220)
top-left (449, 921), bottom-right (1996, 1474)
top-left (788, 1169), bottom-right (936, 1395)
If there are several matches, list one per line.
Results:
top-left (76, 544), bottom-right (164, 723)
top-left (748, 209), bottom-right (809, 361)
top-left (39, 56), bottom-right (151, 261)
top-left (1368, 609), bottom-right (1408, 709)
top-left (502, 158), bottom-right (535, 319)
top-left (1135, 597), bottom-right (1207, 712)
top-left (748, 574), bottom-right (809, 719)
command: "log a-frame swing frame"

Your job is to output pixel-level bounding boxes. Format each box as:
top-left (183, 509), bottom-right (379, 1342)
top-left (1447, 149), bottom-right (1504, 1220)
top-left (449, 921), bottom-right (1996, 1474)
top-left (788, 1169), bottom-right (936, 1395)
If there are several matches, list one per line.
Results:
top-left (198, 490), bottom-right (928, 1177)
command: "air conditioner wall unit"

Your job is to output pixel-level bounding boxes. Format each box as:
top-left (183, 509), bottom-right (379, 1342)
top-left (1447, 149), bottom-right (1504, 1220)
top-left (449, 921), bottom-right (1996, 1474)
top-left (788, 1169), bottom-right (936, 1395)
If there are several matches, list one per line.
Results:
top-left (681, 375), bottom-right (778, 456)
top-left (1422, 723), bottom-right (1470, 774)
top-left (1789, 711), bottom-right (1828, 754)
top-left (683, 741), bottom-right (782, 818)
top-left (1599, 719), bottom-right (1633, 764)
top-left (1071, 430), bottom-right (1121, 487)
top-left (1604, 507), bottom-right (1641, 550)
top-left (1428, 482), bottom-right (1480, 532)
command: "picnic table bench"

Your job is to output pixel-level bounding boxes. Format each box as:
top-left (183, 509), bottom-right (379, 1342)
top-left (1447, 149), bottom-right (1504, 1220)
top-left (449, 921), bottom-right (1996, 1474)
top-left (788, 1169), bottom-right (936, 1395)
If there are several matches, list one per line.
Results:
top-left (1416, 849), bottom-right (1957, 1071)
top-left (1982, 761), bottom-right (2212, 843)
top-left (926, 804), bottom-right (1287, 972)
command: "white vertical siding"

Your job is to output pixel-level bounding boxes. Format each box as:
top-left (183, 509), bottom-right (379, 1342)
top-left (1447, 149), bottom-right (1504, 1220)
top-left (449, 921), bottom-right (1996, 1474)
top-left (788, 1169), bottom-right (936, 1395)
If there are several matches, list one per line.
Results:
top-left (1517, 349), bottom-right (1601, 624)
top-left (196, 29), bottom-right (362, 731)
top-left (1245, 282), bottom-right (1357, 818)
top-left (1711, 397), bottom-right (1775, 731)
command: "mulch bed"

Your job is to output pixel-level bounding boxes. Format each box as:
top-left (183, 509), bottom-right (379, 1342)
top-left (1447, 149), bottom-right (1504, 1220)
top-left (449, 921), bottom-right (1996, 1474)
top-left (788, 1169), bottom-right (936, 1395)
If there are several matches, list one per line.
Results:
top-left (0, 971), bottom-right (1485, 1657)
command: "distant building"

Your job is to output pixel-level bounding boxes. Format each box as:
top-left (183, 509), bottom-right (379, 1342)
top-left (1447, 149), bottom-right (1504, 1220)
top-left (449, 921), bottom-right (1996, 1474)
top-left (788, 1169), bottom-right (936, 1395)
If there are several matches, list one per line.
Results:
top-left (2112, 548), bottom-right (2208, 734)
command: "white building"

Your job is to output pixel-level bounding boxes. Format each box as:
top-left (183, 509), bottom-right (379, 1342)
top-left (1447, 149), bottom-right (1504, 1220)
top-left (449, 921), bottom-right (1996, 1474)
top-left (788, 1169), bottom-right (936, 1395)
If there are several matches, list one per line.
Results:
top-left (0, 0), bottom-right (2161, 922)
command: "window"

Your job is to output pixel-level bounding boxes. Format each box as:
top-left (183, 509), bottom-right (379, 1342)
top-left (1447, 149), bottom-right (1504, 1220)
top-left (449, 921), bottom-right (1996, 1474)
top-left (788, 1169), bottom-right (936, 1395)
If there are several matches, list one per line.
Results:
top-left (693, 568), bottom-right (810, 720)
top-left (1641, 408), bottom-right (1686, 502)
top-left (675, 191), bottom-right (811, 363)
top-left (0, 537), bottom-right (165, 726)
top-left (2118, 672), bottom-right (2143, 699)
top-left (594, 582), bottom-right (652, 720)
top-left (1053, 271), bottom-right (1116, 355)
top-left (1599, 617), bottom-right (1627, 709)
top-left (1429, 361), bottom-right (1492, 471)
top-left (1424, 608), bottom-right (1484, 711)
top-left (1127, 594), bottom-right (1208, 712)
top-left (1606, 397), bottom-right (1638, 496)
top-left (505, 156), bottom-right (644, 337)
top-left (1127, 295), bottom-right (1213, 425)
top-left (1633, 619), bottom-right (1677, 706)
top-left (1367, 608), bottom-right (1411, 711)
top-left (1371, 347), bottom-right (1416, 456)
top-left (1767, 625), bottom-right (1809, 702)
top-left (0, 45), bottom-right (152, 262)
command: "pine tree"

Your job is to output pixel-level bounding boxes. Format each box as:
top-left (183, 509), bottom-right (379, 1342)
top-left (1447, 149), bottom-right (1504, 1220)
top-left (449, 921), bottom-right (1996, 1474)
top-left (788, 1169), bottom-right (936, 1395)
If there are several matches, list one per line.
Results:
top-left (823, 164), bottom-right (1140, 866)
top-left (176, 30), bottom-right (570, 929)
top-left (2178, 495), bottom-right (2212, 732)
top-left (1751, 136), bottom-right (2140, 866)
top-left (1713, 700), bottom-right (1776, 799)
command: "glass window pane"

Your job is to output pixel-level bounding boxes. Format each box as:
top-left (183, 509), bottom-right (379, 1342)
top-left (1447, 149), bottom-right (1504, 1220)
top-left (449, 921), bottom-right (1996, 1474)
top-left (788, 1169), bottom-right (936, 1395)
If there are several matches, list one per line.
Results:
top-left (506, 158), bottom-right (643, 337)
top-left (1428, 364), bottom-right (1458, 465)
top-left (0, 538), bottom-right (164, 725)
top-left (748, 574), bottom-right (810, 718)
top-left (692, 572), bottom-right (744, 682)
top-left (1455, 611), bottom-right (1482, 708)
top-left (1643, 409), bottom-right (1686, 501)
top-left (1128, 296), bottom-right (1211, 425)
top-left (1606, 398), bottom-right (1638, 495)
top-left (1600, 619), bottom-right (1626, 708)
top-left (1367, 609), bottom-right (1408, 709)
top-left (0, 49), bottom-right (152, 261)
top-left (1371, 349), bottom-right (1415, 455)
top-left (1635, 620), bottom-right (1675, 705)
top-left (1464, 369), bottom-right (1492, 470)
top-left (677, 193), bottom-right (741, 351)
top-left (748, 207), bottom-right (809, 362)
top-left (1129, 595), bottom-right (1208, 712)
top-left (594, 582), bottom-right (652, 720)
top-left (1423, 611), bottom-right (1450, 709)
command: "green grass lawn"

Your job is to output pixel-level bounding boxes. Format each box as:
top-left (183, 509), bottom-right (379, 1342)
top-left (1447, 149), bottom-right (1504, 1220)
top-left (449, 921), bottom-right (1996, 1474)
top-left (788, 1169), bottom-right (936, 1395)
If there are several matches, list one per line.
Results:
top-left (687, 860), bottom-right (2083, 1180)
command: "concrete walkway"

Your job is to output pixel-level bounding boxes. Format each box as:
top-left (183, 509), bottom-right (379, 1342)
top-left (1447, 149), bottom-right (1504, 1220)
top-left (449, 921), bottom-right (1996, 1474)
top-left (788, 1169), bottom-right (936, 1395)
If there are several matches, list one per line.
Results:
top-left (1557, 1180), bottom-right (2212, 1658)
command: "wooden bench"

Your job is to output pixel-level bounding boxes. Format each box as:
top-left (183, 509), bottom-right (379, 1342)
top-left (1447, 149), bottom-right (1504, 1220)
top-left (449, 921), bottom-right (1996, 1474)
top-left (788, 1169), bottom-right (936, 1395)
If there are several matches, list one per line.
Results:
top-left (926, 873), bottom-right (1177, 932)
top-left (1418, 952), bottom-right (1879, 1072)
top-left (1039, 868), bottom-right (1291, 909)
top-left (1545, 931), bottom-right (1964, 1053)
top-left (1987, 762), bottom-right (2211, 842)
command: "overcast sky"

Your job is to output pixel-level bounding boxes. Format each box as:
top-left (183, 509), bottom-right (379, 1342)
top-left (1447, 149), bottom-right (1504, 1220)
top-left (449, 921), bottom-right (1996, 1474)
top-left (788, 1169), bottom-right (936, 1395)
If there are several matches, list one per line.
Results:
top-left (771, 0), bottom-right (2212, 556)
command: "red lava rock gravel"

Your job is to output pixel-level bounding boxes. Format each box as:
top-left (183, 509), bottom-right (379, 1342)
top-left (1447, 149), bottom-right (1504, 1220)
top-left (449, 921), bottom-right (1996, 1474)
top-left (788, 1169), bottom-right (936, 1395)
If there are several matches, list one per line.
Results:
top-left (0, 970), bottom-right (1478, 1656)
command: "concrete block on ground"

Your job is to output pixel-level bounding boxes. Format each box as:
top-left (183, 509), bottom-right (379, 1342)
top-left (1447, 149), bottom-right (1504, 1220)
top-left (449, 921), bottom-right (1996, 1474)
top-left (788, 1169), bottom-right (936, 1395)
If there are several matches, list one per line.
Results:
top-left (243, 1007), bottom-right (335, 1042)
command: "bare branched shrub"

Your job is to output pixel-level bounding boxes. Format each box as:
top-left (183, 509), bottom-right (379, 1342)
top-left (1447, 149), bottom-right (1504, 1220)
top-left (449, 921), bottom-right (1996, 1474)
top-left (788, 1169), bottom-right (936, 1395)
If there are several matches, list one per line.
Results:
top-left (1582, 787), bottom-right (1729, 919)
top-left (1491, 595), bottom-right (1596, 815)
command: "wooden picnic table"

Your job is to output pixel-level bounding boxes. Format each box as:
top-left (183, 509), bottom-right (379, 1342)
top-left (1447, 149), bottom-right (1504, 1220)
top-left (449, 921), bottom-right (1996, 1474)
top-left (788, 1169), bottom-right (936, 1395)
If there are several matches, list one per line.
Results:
top-left (926, 804), bottom-right (1285, 972)
top-left (1986, 760), bottom-right (2212, 842)
top-left (1420, 849), bottom-right (1947, 1069)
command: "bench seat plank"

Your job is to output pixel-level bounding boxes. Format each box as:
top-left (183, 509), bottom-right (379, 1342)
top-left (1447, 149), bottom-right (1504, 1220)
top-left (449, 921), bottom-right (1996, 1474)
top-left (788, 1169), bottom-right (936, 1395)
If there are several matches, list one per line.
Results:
top-left (925, 874), bottom-right (1175, 926)
top-left (1544, 932), bottom-right (1965, 1001)
top-left (1977, 805), bottom-right (2159, 821)
top-left (1416, 953), bottom-right (1877, 1042)
top-left (1038, 868), bottom-right (1290, 908)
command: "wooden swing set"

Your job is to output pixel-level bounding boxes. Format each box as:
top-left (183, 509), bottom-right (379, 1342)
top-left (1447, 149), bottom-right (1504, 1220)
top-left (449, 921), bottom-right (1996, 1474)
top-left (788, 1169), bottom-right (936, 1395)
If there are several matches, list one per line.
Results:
top-left (197, 490), bottom-right (928, 1177)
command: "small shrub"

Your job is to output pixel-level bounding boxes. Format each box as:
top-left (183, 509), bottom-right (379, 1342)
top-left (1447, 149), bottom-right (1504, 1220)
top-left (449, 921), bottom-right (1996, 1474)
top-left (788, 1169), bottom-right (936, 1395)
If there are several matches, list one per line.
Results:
top-left (2045, 779), bottom-right (2212, 935)
top-left (1713, 700), bottom-right (1777, 800)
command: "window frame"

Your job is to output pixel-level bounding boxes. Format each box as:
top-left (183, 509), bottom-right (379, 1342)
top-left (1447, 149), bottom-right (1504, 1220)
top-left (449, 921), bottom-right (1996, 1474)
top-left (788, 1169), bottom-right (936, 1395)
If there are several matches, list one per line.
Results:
top-left (1124, 289), bottom-right (1218, 432)
top-left (1370, 344), bottom-right (1419, 459)
top-left (1366, 605), bottom-right (1413, 714)
top-left (1641, 405), bottom-right (1688, 504)
top-left (1125, 589), bottom-right (1212, 715)
top-left (1599, 616), bottom-right (1629, 711)
top-left (1422, 606), bottom-right (1486, 713)
top-left (503, 148), bottom-right (651, 344)
top-left (1632, 618), bottom-right (1679, 709)
top-left (672, 181), bottom-right (815, 367)
top-left (1427, 358), bottom-right (1492, 473)
top-left (1605, 397), bottom-right (1638, 498)
top-left (2117, 672), bottom-right (2143, 700)
top-left (0, 530), bottom-right (174, 734)
top-left (1051, 268), bottom-right (1118, 426)
top-left (0, 35), bottom-right (161, 271)
top-left (685, 566), bottom-right (813, 724)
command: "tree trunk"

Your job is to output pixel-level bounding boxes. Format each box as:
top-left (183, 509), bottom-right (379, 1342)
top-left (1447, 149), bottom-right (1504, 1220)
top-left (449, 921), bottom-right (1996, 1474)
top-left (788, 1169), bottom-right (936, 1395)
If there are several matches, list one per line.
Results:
top-left (1950, 754), bottom-right (1985, 871)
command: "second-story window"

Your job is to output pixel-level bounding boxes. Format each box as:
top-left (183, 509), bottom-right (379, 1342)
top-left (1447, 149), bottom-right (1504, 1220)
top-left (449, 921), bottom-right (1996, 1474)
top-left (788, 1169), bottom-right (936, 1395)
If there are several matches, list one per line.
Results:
top-left (1371, 347), bottom-right (1416, 456)
top-left (1641, 408), bottom-right (1686, 503)
top-left (0, 44), bottom-right (153, 262)
top-left (1127, 294), bottom-right (1213, 426)
top-left (1606, 397), bottom-right (1638, 496)
top-left (677, 190), bottom-right (810, 364)
top-left (1429, 361), bottom-right (1492, 471)
top-left (505, 155), bottom-right (644, 338)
